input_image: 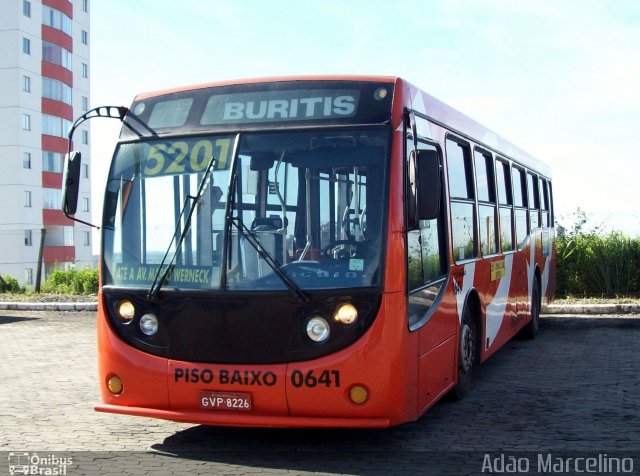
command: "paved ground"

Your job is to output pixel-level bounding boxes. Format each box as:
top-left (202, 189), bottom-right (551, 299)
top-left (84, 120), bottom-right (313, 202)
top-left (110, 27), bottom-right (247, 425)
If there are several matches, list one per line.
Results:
top-left (0, 311), bottom-right (638, 475)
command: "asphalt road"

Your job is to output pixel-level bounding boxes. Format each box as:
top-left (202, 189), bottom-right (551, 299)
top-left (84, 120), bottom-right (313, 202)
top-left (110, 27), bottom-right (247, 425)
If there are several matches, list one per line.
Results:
top-left (0, 311), bottom-right (638, 475)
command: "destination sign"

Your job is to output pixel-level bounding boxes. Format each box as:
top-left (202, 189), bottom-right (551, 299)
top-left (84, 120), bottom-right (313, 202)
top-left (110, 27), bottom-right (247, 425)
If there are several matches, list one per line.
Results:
top-left (122, 81), bottom-right (393, 139)
top-left (114, 263), bottom-right (213, 289)
top-left (201, 89), bottom-right (360, 125)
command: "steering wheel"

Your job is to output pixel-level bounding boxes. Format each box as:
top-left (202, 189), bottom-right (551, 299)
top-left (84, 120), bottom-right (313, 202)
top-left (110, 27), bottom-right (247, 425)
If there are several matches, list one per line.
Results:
top-left (323, 240), bottom-right (373, 259)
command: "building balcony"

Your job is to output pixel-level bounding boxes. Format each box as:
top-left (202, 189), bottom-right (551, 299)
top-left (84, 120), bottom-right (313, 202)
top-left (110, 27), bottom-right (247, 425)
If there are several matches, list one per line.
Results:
top-left (43, 245), bottom-right (75, 263)
top-left (43, 209), bottom-right (74, 226)
top-left (42, 24), bottom-right (73, 52)
top-left (42, 98), bottom-right (73, 121)
top-left (42, 172), bottom-right (63, 189)
top-left (42, 135), bottom-right (70, 154)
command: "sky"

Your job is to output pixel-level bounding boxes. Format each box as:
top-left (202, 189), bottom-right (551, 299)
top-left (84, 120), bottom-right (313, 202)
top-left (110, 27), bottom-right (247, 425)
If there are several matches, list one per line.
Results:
top-left (88, 0), bottom-right (640, 239)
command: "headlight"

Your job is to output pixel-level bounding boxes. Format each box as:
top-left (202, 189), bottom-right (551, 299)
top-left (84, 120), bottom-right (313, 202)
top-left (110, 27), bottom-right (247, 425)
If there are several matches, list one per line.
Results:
top-left (116, 300), bottom-right (135, 322)
top-left (334, 303), bottom-right (358, 325)
top-left (306, 316), bottom-right (330, 342)
top-left (139, 313), bottom-right (159, 336)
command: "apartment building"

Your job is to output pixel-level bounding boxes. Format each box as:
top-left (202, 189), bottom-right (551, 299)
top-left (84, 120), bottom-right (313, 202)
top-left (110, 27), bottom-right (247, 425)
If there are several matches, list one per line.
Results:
top-left (0, 0), bottom-right (92, 287)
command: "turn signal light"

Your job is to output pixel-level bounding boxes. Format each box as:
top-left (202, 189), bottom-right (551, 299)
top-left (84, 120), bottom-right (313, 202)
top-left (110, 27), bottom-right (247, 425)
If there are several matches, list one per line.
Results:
top-left (349, 385), bottom-right (368, 404)
top-left (107, 375), bottom-right (123, 394)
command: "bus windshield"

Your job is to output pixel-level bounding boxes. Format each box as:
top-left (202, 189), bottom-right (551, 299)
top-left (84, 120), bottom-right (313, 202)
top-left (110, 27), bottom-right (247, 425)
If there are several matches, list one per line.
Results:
top-left (102, 128), bottom-right (389, 292)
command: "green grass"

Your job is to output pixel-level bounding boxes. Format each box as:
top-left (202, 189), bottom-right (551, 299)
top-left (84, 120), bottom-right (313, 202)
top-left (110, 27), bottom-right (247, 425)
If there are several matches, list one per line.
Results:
top-left (556, 210), bottom-right (640, 297)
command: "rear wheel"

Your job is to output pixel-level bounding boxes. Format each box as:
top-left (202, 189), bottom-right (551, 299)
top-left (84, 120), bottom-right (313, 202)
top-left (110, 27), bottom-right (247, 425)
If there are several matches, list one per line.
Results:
top-left (449, 307), bottom-right (477, 400)
top-left (520, 279), bottom-right (540, 339)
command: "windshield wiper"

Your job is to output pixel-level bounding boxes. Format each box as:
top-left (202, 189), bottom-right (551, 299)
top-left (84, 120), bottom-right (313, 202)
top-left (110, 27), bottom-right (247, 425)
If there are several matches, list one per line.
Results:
top-left (220, 135), bottom-right (308, 303)
top-left (147, 155), bottom-right (217, 299)
top-left (229, 217), bottom-right (309, 303)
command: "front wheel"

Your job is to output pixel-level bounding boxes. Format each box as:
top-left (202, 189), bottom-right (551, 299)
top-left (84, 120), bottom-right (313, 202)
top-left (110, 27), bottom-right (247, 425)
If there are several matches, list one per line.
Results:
top-left (449, 307), bottom-right (477, 400)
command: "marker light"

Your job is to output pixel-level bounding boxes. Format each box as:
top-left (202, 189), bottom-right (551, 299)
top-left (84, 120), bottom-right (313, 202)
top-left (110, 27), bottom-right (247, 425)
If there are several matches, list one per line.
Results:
top-left (139, 313), bottom-right (159, 336)
top-left (306, 316), bottom-right (330, 343)
top-left (374, 87), bottom-right (388, 100)
top-left (117, 300), bottom-right (135, 322)
top-left (107, 375), bottom-right (123, 394)
top-left (349, 385), bottom-right (369, 404)
top-left (334, 303), bottom-right (358, 325)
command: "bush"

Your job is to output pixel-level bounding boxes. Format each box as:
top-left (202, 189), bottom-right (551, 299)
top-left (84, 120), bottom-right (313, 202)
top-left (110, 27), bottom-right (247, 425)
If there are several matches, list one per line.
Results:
top-left (556, 209), bottom-right (640, 297)
top-left (0, 274), bottom-right (25, 293)
top-left (41, 267), bottom-right (98, 295)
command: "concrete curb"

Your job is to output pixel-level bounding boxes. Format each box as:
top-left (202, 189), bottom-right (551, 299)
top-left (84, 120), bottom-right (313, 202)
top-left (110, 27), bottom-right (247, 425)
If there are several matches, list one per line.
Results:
top-left (0, 301), bottom-right (97, 311)
top-left (542, 303), bottom-right (640, 315)
top-left (1, 301), bottom-right (639, 314)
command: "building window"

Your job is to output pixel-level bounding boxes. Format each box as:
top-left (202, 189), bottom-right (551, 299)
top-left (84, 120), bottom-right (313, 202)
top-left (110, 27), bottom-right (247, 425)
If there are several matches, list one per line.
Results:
top-left (23, 0), bottom-right (31, 17)
top-left (82, 197), bottom-right (90, 212)
top-left (43, 42), bottom-right (72, 70)
top-left (22, 75), bottom-right (31, 92)
top-left (82, 163), bottom-right (89, 178)
top-left (82, 96), bottom-right (89, 111)
top-left (25, 268), bottom-right (34, 285)
top-left (43, 78), bottom-right (73, 105)
top-left (43, 151), bottom-right (63, 173)
top-left (43, 114), bottom-right (72, 138)
top-left (82, 130), bottom-right (89, 145)
top-left (82, 0), bottom-right (88, 12)
top-left (83, 231), bottom-right (91, 246)
top-left (23, 37), bottom-right (31, 55)
top-left (24, 191), bottom-right (32, 207)
top-left (25, 230), bottom-right (33, 246)
top-left (43, 5), bottom-right (72, 35)
top-left (81, 30), bottom-right (88, 45)
top-left (81, 63), bottom-right (88, 78)
top-left (64, 226), bottom-right (74, 246)
top-left (22, 113), bottom-right (31, 130)
top-left (23, 152), bottom-right (31, 169)
top-left (43, 188), bottom-right (62, 209)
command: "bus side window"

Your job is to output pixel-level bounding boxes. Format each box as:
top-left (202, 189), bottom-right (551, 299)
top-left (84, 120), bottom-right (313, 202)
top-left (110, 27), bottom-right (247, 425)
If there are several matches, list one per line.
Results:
top-left (527, 172), bottom-right (541, 229)
top-left (496, 158), bottom-right (514, 252)
top-left (548, 181), bottom-right (555, 227)
top-left (446, 138), bottom-right (476, 262)
top-left (540, 178), bottom-right (550, 228)
top-left (512, 167), bottom-right (528, 249)
top-left (407, 142), bottom-right (447, 291)
top-left (474, 149), bottom-right (498, 256)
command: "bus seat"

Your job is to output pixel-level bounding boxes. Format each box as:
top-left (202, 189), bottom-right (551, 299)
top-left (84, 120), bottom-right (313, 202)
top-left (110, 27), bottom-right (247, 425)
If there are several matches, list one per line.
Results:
top-left (241, 217), bottom-right (285, 279)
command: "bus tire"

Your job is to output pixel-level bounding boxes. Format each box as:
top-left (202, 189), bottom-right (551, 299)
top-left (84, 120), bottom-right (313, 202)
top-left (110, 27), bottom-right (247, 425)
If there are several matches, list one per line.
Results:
top-left (520, 279), bottom-right (540, 339)
top-left (449, 306), bottom-right (477, 400)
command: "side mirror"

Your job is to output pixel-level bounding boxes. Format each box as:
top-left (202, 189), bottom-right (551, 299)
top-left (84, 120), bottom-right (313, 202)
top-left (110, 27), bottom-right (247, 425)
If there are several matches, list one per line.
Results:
top-left (62, 151), bottom-right (81, 215)
top-left (416, 149), bottom-right (441, 221)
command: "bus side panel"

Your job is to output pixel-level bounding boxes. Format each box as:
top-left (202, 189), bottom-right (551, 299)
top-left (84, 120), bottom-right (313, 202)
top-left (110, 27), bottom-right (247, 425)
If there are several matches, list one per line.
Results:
top-left (286, 291), bottom-right (418, 426)
top-left (417, 335), bottom-right (456, 412)
top-left (415, 282), bottom-right (458, 411)
top-left (97, 293), bottom-right (170, 409)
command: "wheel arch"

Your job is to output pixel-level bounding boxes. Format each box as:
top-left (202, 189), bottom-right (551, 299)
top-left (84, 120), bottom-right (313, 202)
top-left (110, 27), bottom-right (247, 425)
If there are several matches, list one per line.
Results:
top-left (462, 288), bottom-right (483, 363)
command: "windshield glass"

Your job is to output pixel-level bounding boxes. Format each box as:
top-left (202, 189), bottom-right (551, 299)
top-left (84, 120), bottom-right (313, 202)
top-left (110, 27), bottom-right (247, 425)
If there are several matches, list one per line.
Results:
top-left (102, 129), bottom-right (388, 291)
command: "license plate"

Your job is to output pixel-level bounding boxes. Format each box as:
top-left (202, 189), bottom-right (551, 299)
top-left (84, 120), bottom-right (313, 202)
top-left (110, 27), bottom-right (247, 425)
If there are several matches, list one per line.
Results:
top-left (199, 391), bottom-right (252, 411)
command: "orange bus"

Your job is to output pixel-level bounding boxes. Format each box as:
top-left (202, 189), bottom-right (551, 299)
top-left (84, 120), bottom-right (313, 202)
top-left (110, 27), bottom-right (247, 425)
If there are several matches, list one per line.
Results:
top-left (63, 76), bottom-right (555, 427)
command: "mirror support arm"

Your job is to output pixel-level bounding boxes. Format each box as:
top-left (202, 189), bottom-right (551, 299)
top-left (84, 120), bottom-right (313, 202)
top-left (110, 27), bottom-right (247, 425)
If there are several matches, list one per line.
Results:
top-left (63, 106), bottom-right (129, 229)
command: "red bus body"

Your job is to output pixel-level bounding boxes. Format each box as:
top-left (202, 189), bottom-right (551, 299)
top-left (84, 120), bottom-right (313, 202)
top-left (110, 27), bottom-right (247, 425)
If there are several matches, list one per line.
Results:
top-left (94, 76), bottom-right (555, 427)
